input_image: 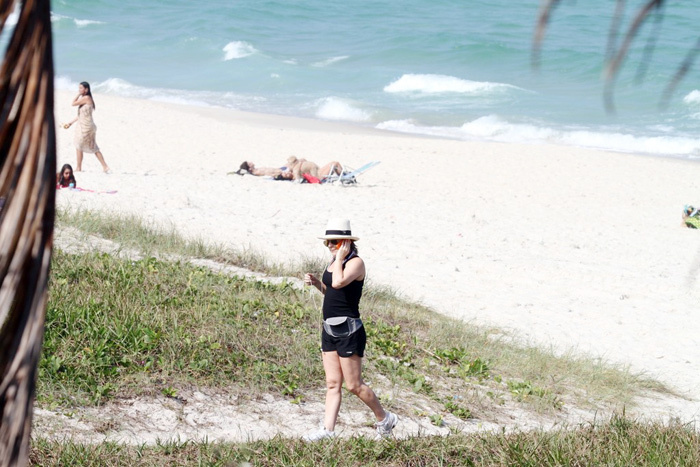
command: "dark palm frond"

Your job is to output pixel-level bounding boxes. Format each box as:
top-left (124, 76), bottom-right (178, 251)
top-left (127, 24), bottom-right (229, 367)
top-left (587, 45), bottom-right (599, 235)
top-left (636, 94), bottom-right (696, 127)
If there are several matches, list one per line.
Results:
top-left (531, 0), bottom-right (562, 70)
top-left (603, 0), bottom-right (664, 113)
top-left (660, 35), bottom-right (700, 111)
top-left (605, 1), bottom-right (666, 86)
top-left (605, 0), bottom-right (626, 63)
top-left (603, 0), bottom-right (665, 83)
top-left (633, 2), bottom-right (665, 84)
top-left (0, 0), bottom-right (56, 465)
top-left (534, 0), bottom-right (679, 114)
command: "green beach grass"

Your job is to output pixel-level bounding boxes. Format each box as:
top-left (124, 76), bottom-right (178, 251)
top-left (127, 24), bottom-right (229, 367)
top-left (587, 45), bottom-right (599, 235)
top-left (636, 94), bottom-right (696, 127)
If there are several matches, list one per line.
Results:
top-left (29, 416), bottom-right (700, 466)
top-left (29, 207), bottom-right (698, 465)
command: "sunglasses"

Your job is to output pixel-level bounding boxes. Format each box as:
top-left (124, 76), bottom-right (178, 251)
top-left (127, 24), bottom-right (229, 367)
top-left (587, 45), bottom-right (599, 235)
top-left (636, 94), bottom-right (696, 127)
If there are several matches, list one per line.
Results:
top-left (323, 239), bottom-right (344, 247)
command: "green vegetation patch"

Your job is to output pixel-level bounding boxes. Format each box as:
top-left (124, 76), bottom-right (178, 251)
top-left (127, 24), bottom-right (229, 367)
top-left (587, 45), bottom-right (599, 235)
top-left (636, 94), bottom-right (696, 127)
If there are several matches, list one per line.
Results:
top-left (44, 208), bottom-right (671, 417)
top-left (55, 208), bottom-right (281, 274)
top-left (43, 250), bottom-right (322, 406)
top-left (43, 245), bottom-right (663, 416)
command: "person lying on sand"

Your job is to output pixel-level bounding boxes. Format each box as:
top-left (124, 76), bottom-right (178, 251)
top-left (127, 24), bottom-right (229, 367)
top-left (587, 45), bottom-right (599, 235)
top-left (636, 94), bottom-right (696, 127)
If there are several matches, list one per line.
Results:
top-left (286, 156), bottom-right (343, 182)
top-left (232, 161), bottom-right (293, 180)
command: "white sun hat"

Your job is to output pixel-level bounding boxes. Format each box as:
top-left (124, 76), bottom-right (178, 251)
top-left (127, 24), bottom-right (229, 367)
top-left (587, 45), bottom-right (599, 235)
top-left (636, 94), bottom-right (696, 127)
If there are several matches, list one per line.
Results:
top-left (318, 218), bottom-right (360, 241)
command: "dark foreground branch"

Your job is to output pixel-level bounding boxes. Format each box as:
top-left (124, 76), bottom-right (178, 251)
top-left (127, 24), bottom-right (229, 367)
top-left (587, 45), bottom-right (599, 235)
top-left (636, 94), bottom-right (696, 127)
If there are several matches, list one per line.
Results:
top-left (0, 0), bottom-right (56, 465)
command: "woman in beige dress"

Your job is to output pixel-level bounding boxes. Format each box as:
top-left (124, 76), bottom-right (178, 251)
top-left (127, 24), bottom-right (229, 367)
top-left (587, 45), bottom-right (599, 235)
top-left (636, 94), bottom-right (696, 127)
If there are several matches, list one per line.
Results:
top-left (63, 82), bottom-right (110, 173)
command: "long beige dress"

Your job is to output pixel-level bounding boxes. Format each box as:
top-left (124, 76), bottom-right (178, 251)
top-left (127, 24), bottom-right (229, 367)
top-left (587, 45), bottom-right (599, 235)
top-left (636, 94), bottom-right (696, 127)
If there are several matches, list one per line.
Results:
top-left (74, 104), bottom-right (100, 153)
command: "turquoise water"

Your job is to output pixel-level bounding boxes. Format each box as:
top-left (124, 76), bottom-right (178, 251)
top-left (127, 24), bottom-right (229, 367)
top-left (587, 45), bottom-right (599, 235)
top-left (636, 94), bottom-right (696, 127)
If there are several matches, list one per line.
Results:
top-left (22, 1), bottom-right (700, 156)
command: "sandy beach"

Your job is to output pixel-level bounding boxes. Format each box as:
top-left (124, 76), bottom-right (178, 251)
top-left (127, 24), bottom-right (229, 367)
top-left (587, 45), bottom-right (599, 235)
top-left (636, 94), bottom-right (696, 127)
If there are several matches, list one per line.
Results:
top-left (54, 90), bottom-right (700, 423)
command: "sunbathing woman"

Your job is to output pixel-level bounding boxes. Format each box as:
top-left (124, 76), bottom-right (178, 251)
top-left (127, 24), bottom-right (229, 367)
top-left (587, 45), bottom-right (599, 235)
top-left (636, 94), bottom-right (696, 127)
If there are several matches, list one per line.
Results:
top-left (319, 161), bottom-right (342, 177)
top-left (286, 156), bottom-right (318, 181)
top-left (287, 156), bottom-right (343, 181)
top-left (235, 161), bottom-right (292, 179)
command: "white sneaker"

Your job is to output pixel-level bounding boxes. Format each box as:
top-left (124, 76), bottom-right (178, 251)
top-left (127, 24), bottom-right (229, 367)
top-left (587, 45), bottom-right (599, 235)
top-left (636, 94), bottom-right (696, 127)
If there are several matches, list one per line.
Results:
top-left (375, 411), bottom-right (398, 438)
top-left (303, 427), bottom-right (336, 442)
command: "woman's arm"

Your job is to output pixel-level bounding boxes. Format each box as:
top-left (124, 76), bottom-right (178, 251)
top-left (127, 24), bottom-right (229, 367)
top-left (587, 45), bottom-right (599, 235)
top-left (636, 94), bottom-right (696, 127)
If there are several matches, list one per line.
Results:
top-left (330, 242), bottom-right (365, 288)
top-left (304, 273), bottom-right (326, 294)
top-left (330, 257), bottom-right (364, 289)
top-left (72, 95), bottom-right (91, 107)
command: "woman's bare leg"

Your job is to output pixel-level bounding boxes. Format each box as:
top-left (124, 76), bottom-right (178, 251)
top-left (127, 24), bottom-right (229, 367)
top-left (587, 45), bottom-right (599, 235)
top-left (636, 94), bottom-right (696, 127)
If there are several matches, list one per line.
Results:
top-left (339, 355), bottom-right (386, 421)
top-left (76, 150), bottom-right (84, 171)
top-left (320, 162), bottom-right (342, 177)
top-left (322, 351), bottom-right (344, 431)
top-left (95, 151), bottom-right (110, 173)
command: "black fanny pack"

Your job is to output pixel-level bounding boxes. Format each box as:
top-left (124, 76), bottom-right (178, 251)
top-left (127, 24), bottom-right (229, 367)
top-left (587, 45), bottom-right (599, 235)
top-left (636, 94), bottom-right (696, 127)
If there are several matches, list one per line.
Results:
top-left (323, 316), bottom-right (363, 338)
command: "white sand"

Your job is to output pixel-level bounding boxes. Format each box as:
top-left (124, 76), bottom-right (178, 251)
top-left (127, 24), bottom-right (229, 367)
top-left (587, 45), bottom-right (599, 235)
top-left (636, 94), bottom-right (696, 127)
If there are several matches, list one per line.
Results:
top-left (54, 90), bottom-right (700, 424)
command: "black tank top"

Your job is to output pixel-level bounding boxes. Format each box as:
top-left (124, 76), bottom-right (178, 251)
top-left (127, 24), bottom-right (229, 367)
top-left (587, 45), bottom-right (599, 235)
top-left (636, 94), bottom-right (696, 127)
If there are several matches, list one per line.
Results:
top-left (322, 257), bottom-right (364, 320)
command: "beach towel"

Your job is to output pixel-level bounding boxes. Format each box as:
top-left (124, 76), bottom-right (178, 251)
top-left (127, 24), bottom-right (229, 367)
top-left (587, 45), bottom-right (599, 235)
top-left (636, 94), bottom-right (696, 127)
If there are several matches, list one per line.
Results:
top-left (302, 173), bottom-right (321, 184)
top-left (686, 216), bottom-right (700, 229)
top-left (59, 186), bottom-right (117, 194)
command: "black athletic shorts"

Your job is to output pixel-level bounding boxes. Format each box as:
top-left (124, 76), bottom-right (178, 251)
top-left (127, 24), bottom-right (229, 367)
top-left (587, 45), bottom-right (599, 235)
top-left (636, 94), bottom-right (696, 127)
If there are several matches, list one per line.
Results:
top-left (321, 325), bottom-right (366, 358)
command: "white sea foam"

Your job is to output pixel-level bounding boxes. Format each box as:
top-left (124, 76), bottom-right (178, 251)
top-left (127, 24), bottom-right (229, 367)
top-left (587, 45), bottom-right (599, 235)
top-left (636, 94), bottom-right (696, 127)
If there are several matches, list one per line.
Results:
top-left (683, 90), bottom-right (700, 105)
top-left (74, 19), bottom-right (104, 27)
top-left (96, 78), bottom-right (137, 94)
top-left (315, 97), bottom-right (371, 122)
top-left (559, 131), bottom-right (700, 157)
top-left (312, 56), bottom-right (349, 67)
top-left (50, 13), bottom-right (68, 23)
top-left (222, 41), bottom-right (257, 60)
top-left (56, 75), bottom-right (271, 111)
top-left (460, 115), bottom-right (555, 142)
top-left (648, 124), bottom-right (674, 133)
top-left (54, 75), bottom-right (78, 91)
top-left (376, 119), bottom-right (424, 133)
top-left (50, 14), bottom-right (103, 27)
top-left (90, 78), bottom-right (213, 107)
top-left (377, 115), bottom-right (700, 157)
top-left (148, 95), bottom-right (214, 107)
top-left (383, 74), bottom-right (521, 95)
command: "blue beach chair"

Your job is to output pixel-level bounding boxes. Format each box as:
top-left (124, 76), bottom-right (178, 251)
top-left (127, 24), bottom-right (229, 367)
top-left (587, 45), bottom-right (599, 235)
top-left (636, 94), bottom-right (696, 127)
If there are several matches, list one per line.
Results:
top-left (323, 161), bottom-right (381, 185)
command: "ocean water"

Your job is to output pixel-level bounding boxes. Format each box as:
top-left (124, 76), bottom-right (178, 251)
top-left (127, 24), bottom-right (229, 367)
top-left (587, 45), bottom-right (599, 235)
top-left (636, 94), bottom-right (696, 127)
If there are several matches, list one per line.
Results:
top-left (11, 0), bottom-right (700, 157)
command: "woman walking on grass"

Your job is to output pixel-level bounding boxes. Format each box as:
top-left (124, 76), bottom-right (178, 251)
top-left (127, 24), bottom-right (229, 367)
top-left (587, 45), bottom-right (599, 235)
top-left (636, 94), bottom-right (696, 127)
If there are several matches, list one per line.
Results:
top-left (303, 218), bottom-right (398, 441)
top-left (63, 81), bottom-right (110, 173)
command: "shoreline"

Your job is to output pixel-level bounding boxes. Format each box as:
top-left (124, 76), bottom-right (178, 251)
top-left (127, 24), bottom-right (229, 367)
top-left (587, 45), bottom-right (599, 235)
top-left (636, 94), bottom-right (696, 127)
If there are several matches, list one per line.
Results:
top-left (56, 85), bottom-right (700, 163)
top-left (54, 89), bottom-right (700, 421)
top-left (185, 102), bottom-right (700, 162)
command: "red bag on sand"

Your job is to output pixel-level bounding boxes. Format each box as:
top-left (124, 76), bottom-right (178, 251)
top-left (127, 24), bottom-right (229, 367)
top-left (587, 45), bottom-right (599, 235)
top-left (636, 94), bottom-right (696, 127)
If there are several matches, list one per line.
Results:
top-left (303, 173), bottom-right (321, 184)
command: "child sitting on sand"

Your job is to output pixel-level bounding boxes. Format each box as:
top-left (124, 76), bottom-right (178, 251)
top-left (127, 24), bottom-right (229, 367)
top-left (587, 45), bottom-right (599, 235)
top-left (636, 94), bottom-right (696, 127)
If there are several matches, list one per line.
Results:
top-left (56, 163), bottom-right (77, 189)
